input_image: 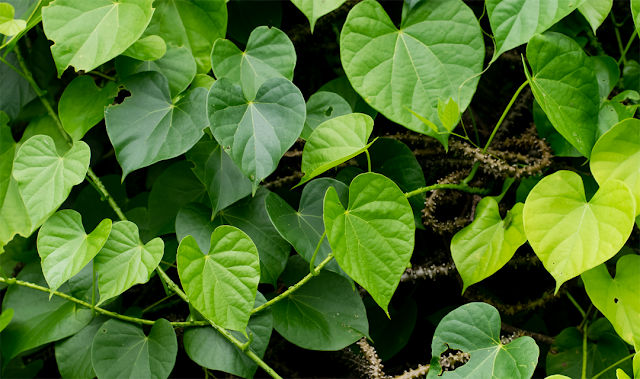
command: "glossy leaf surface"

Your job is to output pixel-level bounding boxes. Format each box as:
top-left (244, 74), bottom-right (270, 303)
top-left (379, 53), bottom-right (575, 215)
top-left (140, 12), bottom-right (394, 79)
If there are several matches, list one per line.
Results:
top-left (59, 76), bottom-right (117, 141)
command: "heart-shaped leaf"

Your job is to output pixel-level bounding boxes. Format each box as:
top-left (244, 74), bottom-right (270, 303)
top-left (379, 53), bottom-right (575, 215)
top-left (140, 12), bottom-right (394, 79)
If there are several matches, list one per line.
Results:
top-left (524, 32), bottom-right (600, 158)
top-left (590, 118), bottom-right (640, 216)
top-left (13, 135), bottom-right (90, 227)
top-left (340, 0), bottom-right (484, 150)
top-left (91, 318), bottom-right (177, 379)
top-left (211, 26), bottom-right (295, 100)
top-left (105, 71), bottom-right (207, 180)
top-left (178, 226), bottom-right (260, 334)
top-left (176, 203), bottom-right (222, 253)
top-left (121, 35), bottom-right (166, 61)
top-left (301, 91), bottom-right (352, 140)
top-left (41, 0), bottom-right (155, 76)
top-left (295, 113), bottom-right (375, 188)
top-left (523, 171), bottom-right (635, 291)
top-left (142, 0), bottom-right (227, 74)
top-left (324, 172), bottom-right (415, 314)
top-left (94, 221), bottom-right (164, 306)
top-left (0, 3), bottom-right (26, 36)
top-left (452, 200), bottom-right (527, 293)
top-left (426, 302), bottom-right (539, 379)
top-left (36, 210), bottom-right (111, 294)
top-left (207, 76), bottom-right (306, 193)
top-left (579, 0), bottom-right (613, 34)
top-left (59, 76), bottom-right (117, 141)
top-left (291, 0), bottom-right (346, 33)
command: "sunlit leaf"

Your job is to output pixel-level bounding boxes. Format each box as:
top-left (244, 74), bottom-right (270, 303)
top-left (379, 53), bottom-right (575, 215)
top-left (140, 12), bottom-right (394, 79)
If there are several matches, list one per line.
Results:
top-left (0, 307), bottom-right (13, 332)
top-left (121, 34), bottom-right (166, 61)
top-left (291, 0), bottom-right (346, 33)
top-left (437, 97), bottom-right (459, 132)
top-left (632, 0), bottom-right (640, 36)
top-left (0, 3), bottom-right (26, 35)
top-left (578, 0), bottom-right (612, 34)
top-left (59, 76), bottom-right (117, 141)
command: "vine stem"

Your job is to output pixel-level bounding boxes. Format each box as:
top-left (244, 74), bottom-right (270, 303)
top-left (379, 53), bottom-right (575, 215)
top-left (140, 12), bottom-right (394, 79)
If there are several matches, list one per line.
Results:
top-left (309, 231), bottom-right (326, 275)
top-left (591, 353), bottom-right (635, 379)
top-left (582, 321), bottom-right (588, 379)
top-left (141, 293), bottom-right (176, 314)
top-left (87, 70), bottom-right (116, 81)
top-left (482, 80), bottom-right (529, 153)
top-left (565, 290), bottom-right (586, 318)
top-left (404, 183), bottom-right (490, 199)
top-left (618, 29), bottom-right (638, 67)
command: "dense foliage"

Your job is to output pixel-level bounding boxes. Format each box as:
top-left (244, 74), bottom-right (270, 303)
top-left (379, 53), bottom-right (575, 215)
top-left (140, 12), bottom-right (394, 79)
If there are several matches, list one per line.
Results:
top-left (0, 0), bottom-right (639, 378)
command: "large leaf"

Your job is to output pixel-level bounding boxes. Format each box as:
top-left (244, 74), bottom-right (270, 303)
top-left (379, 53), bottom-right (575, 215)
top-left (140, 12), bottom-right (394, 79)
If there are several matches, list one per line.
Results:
top-left (105, 71), bottom-right (207, 180)
top-left (59, 76), bottom-right (117, 141)
top-left (0, 51), bottom-right (36, 124)
top-left (183, 292), bottom-right (273, 379)
top-left (296, 113), bottom-right (375, 188)
top-left (55, 316), bottom-right (109, 379)
top-left (426, 302), bottom-right (539, 379)
top-left (91, 318), bottom-right (177, 379)
top-left (94, 221), bottom-right (164, 306)
top-left (211, 26), bottom-right (295, 100)
top-left (324, 172), bottom-right (415, 314)
top-left (12, 135), bottom-right (90, 226)
top-left (523, 171), bottom-right (635, 291)
top-left (177, 226), bottom-right (260, 334)
top-left (271, 269), bottom-right (369, 351)
top-left (291, 0), bottom-right (346, 33)
top-left (452, 200), bottom-right (527, 293)
top-left (524, 32), bottom-right (600, 158)
top-left (207, 76), bottom-right (306, 193)
top-left (185, 134), bottom-right (252, 218)
top-left (36, 209), bottom-right (111, 294)
top-left (301, 91), bottom-right (352, 140)
top-left (142, 0), bottom-right (227, 74)
top-left (41, 0), bottom-right (155, 76)
top-left (340, 0), bottom-right (484, 150)
top-left (578, 0), bottom-right (613, 34)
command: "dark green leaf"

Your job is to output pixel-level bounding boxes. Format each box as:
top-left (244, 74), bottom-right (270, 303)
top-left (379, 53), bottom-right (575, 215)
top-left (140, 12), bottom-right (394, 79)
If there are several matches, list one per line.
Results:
top-left (0, 52), bottom-right (36, 121)
top-left (59, 76), bottom-right (117, 141)
top-left (301, 91), bottom-right (352, 140)
top-left (55, 316), bottom-right (109, 379)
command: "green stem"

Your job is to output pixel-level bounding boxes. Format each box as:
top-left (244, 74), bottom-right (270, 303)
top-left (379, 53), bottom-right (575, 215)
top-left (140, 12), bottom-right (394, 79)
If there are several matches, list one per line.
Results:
top-left (483, 80), bottom-right (529, 153)
top-left (309, 231), bottom-right (326, 276)
top-left (578, 304), bottom-right (593, 330)
top-left (618, 30), bottom-right (638, 67)
top-left (404, 182), bottom-right (490, 199)
top-left (91, 264), bottom-right (96, 317)
top-left (462, 162), bottom-right (480, 185)
top-left (591, 353), bottom-right (636, 379)
top-left (566, 291), bottom-right (586, 318)
top-left (87, 70), bottom-right (116, 81)
top-left (468, 107), bottom-right (480, 146)
top-left (365, 149), bottom-right (372, 172)
top-left (141, 293), bottom-right (176, 314)
top-left (582, 321), bottom-right (588, 379)
top-left (611, 12), bottom-right (627, 65)
top-left (252, 253), bottom-right (335, 315)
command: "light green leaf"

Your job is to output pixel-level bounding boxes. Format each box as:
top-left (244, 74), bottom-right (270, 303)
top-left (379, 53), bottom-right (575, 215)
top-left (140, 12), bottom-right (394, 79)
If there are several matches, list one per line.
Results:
top-left (523, 171), bottom-right (635, 291)
top-left (0, 3), bottom-right (26, 35)
top-left (318, 76), bottom-right (377, 119)
top-left (55, 316), bottom-right (109, 379)
top-left (17, 115), bottom-right (70, 155)
top-left (0, 51), bottom-right (36, 120)
top-left (632, 0), bottom-right (640, 35)
top-left (324, 172), bottom-right (415, 314)
top-left (452, 200), bottom-right (527, 293)
top-left (191, 73), bottom-right (215, 90)
top-left (121, 34), bottom-right (166, 61)
top-left (340, 0), bottom-right (484, 150)
top-left (91, 318), bottom-right (177, 379)
top-left (116, 43), bottom-right (197, 99)
top-left (295, 113), bottom-right (375, 188)
top-left (405, 106), bottom-right (438, 133)
top-left (291, 0), bottom-right (345, 33)
top-left (591, 119), bottom-right (640, 216)
top-left (41, 0), bottom-right (155, 76)
top-left (437, 97), bottom-right (459, 132)
top-left (0, 177), bottom-right (31, 253)
top-left (301, 91), bottom-right (352, 140)
top-left (12, 135), bottom-right (90, 226)
top-left (211, 26), bottom-right (295, 100)
top-left (592, 56), bottom-right (620, 105)
top-left (0, 307), bottom-right (13, 332)
top-left (524, 32), bottom-right (600, 158)
top-left (94, 221), bottom-right (164, 306)
top-left (36, 210), bottom-right (111, 294)
top-left (533, 99), bottom-right (581, 157)
top-left (426, 302), bottom-right (539, 379)
top-left (185, 134), bottom-right (252, 218)
top-left (59, 76), bottom-right (117, 141)
top-left (105, 71), bottom-right (207, 180)
top-left (207, 77), bottom-right (306, 193)
top-left (617, 368), bottom-right (631, 379)
top-left (578, 0), bottom-right (613, 34)
top-left (178, 226), bottom-right (260, 334)
top-left (271, 269), bottom-right (369, 350)
top-left (142, 0), bottom-right (227, 74)
top-left (487, 0), bottom-right (586, 60)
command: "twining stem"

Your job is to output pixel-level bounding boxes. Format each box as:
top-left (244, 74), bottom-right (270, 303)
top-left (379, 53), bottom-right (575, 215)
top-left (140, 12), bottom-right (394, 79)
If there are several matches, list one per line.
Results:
top-left (582, 321), bottom-right (588, 379)
top-left (141, 293), bottom-right (176, 314)
top-left (87, 70), bottom-right (116, 81)
top-left (611, 11), bottom-right (627, 65)
top-left (591, 353), bottom-right (636, 379)
top-left (404, 183), bottom-right (490, 199)
top-left (565, 291), bottom-right (586, 318)
top-left (365, 149), bottom-right (372, 172)
top-left (468, 107), bottom-right (480, 146)
top-left (309, 231), bottom-right (326, 275)
top-left (618, 30), bottom-right (638, 67)
top-left (482, 80), bottom-right (529, 153)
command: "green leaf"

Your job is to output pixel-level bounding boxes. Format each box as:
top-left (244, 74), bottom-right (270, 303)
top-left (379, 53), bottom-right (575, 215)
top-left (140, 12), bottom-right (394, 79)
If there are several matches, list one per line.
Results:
top-left (486, 0), bottom-right (586, 60)
top-left (452, 200), bottom-right (527, 293)
top-left (91, 318), bottom-right (177, 379)
top-left (437, 97), bottom-right (459, 132)
top-left (175, 202), bottom-right (222, 253)
top-left (185, 134), bottom-right (252, 218)
top-left (426, 302), bottom-right (539, 379)
top-left (271, 270), bottom-right (369, 350)
top-left (590, 118), bottom-right (640, 216)
top-left (301, 91), bottom-right (352, 140)
top-left (12, 135), bottom-right (90, 228)
top-left (0, 51), bottom-right (36, 120)
top-left (36, 209), bottom-right (111, 294)
top-left (94, 221), bottom-right (164, 306)
top-left (211, 26), bottom-right (295, 100)
top-left (0, 307), bottom-right (13, 332)
top-left (2, 357), bottom-right (44, 379)
top-left (16, 115), bottom-right (70, 155)
top-left (183, 292), bottom-right (273, 379)
top-left (324, 172), bottom-right (415, 314)
top-left (59, 76), bottom-right (117, 141)
top-left (366, 297), bottom-right (417, 361)
top-left (623, 60), bottom-right (640, 93)
top-left (55, 316), bottom-right (109, 379)
top-left (318, 76), bottom-right (377, 119)
top-left (524, 32), bottom-right (600, 158)
top-left (178, 226), bottom-right (260, 334)
top-left (340, 0), bottom-right (484, 150)
top-left (121, 34), bottom-right (166, 61)
top-left (41, 0), bottom-right (155, 76)
top-left (633, 0), bottom-right (640, 35)
top-left (1, 261), bottom-right (93, 364)
top-left (296, 113), bottom-right (375, 188)
top-left (0, 3), bottom-right (26, 35)
top-left (0, 112), bottom-right (15, 210)
top-left (578, 0), bottom-right (613, 34)
top-left (142, 0), bottom-right (227, 74)
top-left (592, 56), bottom-right (620, 105)
top-left (533, 99), bottom-right (581, 157)
top-left (105, 71), bottom-right (207, 179)
top-left (291, 0), bottom-right (345, 33)
top-left (207, 77), bottom-right (306, 193)
top-left (191, 74), bottom-right (215, 90)
top-left (523, 171), bottom-right (636, 291)
top-left (0, 177), bottom-right (31, 253)
top-left (116, 43), bottom-right (197, 99)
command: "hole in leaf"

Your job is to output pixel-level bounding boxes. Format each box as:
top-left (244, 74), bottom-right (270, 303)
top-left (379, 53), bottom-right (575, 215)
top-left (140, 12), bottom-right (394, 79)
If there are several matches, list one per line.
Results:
top-left (614, 298), bottom-right (619, 303)
top-left (324, 106), bottom-right (333, 117)
top-left (438, 344), bottom-right (469, 375)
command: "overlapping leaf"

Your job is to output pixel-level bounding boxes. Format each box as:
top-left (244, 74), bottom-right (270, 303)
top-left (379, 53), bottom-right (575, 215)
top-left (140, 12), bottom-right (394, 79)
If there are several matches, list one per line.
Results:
top-left (0, 52), bottom-right (36, 120)
top-left (301, 91), bottom-right (352, 140)
top-left (59, 76), bottom-right (117, 141)
top-left (55, 316), bottom-right (109, 379)
top-left (318, 76), bottom-right (377, 118)
top-left (579, 0), bottom-right (613, 33)
top-left (0, 3), bottom-right (26, 35)
top-left (121, 35), bottom-right (166, 61)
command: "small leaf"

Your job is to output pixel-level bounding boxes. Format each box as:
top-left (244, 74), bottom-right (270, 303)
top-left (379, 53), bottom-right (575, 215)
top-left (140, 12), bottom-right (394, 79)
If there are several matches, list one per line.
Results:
top-left (324, 172), bottom-right (415, 314)
top-left (59, 76), bottom-right (117, 141)
top-left (55, 316), bottom-right (109, 379)
top-left (523, 171), bottom-right (635, 291)
top-left (578, 0), bottom-right (613, 34)
top-left (121, 35), bottom-right (166, 61)
top-left (437, 97), bottom-right (459, 132)
top-left (318, 76), bottom-right (377, 118)
top-left (0, 3), bottom-right (26, 36)
top-left (291, 0), bottom-right (346, 33)
top-left (405, 107), bottom-right (438, 133)
top-left (301, 91), bottom-right (352, 140)
top-left (0, 307), bottom-right (13, 332)
top-left (178, 226), bottom-right (260, 334)
top-left (91, 318), bottom-right (177, 379)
